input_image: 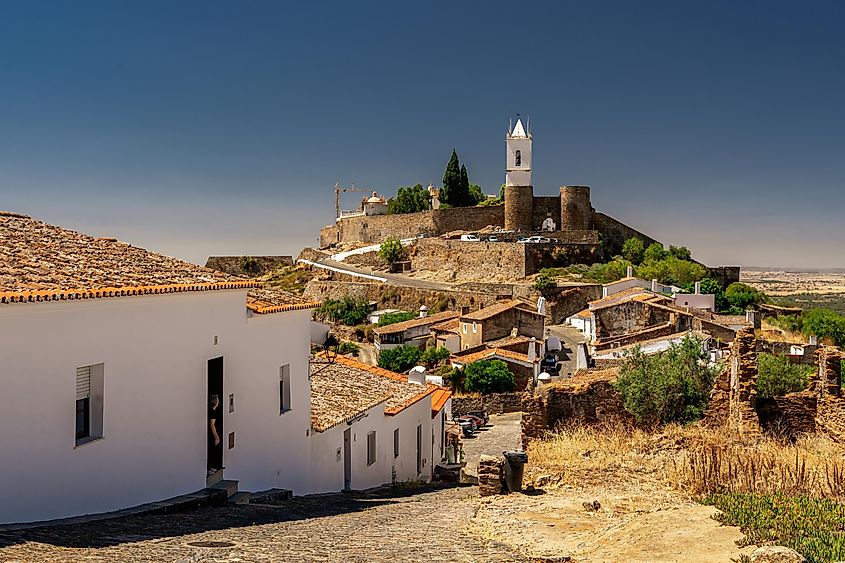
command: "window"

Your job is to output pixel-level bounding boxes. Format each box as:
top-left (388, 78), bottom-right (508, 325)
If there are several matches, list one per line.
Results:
top-left (393, 428), bottom-right (400, 458)
top-left (75, 364), bottom-right (104, 446)
top-left (228, 432), bottom-right (235, 449)
top-left (472, 322), bottom-right (477, 334)
top-left (279, 364), bottom-right (291, 413)
top-left (367, 431), bottom-right (377, 466)
top-left (228, 393), bottom-right (235, 413)
top-left (515, 149), bottom-right (521, 167)
top-left (462, 323), bottom-right (467, 334)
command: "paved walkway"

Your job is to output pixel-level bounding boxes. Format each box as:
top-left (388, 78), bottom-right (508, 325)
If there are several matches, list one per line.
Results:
top-left (0, 485), bottom-right (526, 563)
top-left (461, 412), bottom-right (522, 478)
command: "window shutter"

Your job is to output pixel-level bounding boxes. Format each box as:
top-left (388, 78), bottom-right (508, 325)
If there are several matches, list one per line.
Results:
top-left (76, 366), bottom-right (91, 400)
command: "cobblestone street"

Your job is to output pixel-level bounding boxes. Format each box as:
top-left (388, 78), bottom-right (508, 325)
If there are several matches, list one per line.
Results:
top-left (0, 485), bottom-right (526, 563)
top-left (460, 412), bottom-right (522, 478)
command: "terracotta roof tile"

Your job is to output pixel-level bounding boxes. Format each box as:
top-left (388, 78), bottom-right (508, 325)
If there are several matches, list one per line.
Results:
top-left (452, 347), bottom-right (533, 365)
top-left (460, 300), bottom-right (538, 321)
top-left (430, 318), bottom-right (460, 334)
top-left (0, 212), bottom-right (260, 304)
top-left (373, 310), bottom-right (459, 335)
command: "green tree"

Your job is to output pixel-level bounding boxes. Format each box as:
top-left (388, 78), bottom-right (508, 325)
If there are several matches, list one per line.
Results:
top-left (388, 184), bottom-right (430, 214)
top-left (464, 360), bottom-right (516, 394)
top-left (378, 345), bottom-right (422, 373)
top-left (621, 237), bottom-right (645, 265)
top-left (801, 308), bottom-right (845, 346)
top-left (441, 149), bottom-right (462, 207)
top-left (724, 282), bottom-right (767, 314)
top-left (378, 236), bottom-right (406, 263)
top-left (420, 346), bottom-right (451, 367)
top-left (669, 245), bottom-right (692, 261)
top-left (459, 164), bottom-right (470, 205)
top-left (614, 336), bottom-right (720, 425)
top-left (468, 183), bottom-right (486, 205)
top-left (635, 256), bottom-right (705, 286)
top-left (315, 297), bottom-right (370, 326)
top-left (756, 353), bottom-right (812, 398)
top-left (643, 242), bottom-right (668, 263)
top-left (377, 311), bottom-right (417, 327)
top-left (533, 272), bottom-right (555, 291)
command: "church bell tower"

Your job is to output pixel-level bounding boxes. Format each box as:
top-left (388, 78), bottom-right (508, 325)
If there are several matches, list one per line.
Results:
top-left (505, 116), bottom-right (532, 187)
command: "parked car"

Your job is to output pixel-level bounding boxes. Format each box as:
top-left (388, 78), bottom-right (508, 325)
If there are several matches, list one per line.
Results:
top-left (541, 353), bottom-right (561, 376)
top-left (519, 235), bottom-right (551, 244)
top-left (415, 233), bottom-right (428, 239)
top-left (463, 414), bottom-right (485, 429)
top-left (460, 234), bottom-right (481, 242)
top-left (466, 409), bottom-right (489, 426)
top-left (487, 235), bottom-right (499, 242)
top-left (456, 418), bottom-right (476, 436)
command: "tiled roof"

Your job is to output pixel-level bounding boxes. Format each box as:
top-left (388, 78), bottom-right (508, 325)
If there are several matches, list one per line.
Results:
top-left (588, 287), bottom-right (666, 310)
top-left (486, 334), bottom-right (533, 348)
top-left (571, 309), bottom-right (592, 319)
top-left (309, 355), bottom-right (451, 432)
top-left (374, 310), bottom-right (459, 335)
top-left (603, 276), bottom-right (639, 287)
top-left (461, 300), bottom-right (538, 321)
top-left (246, 287), bottom-right (319, 314)
top-left (452, 347), bottom-right (534, 365)
top-left (0, 211), bottom-right (260, 304)
top-left (430, 318), bottom-right (460, 334)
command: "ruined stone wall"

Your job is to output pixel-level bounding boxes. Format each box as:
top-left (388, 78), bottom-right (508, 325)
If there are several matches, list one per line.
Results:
top-left (540, 285), bottom-right (602, 325)
top-left (321, 205), bottom-right (505, 246)
top-left (412, 238), bottom-right (529, 279)
top-left (728, 329), bottom-right (763, 437)
top-left (521, 392), bottom-right (548, 446)
top-left (205, 255), bottom-right (293, 277)
top-left (692, 317), bottom-right (738, 344)
top-left (593, 323), bottom-right (680, 351)
top-left (531, 196), bottom-right (561, 230)
top-left (504, 185), bottom-right (534, 232)
top-left (560, 186), bottom-right (592, 231)
top-left (590, 211), bottom-right (660, 258)
top-left (522, 242), bottom-right (603, 275)
top-left (302, 279), bottom-right (504, 312)
top-left (593, 300), bottom-right (665, 339)
top-left (451, 392), bottom-right (523, 417)
top-left (756, 393), bottom-right (818, 438)
top-left (707, 266), bottom-right (741, 289)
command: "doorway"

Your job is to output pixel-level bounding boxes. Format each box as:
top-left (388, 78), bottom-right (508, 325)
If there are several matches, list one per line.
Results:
top-left (207, 357), bottom-right (224, 478)
top-left (343, 428), bottom-right (352, 491)
top-left (416, 424), bottom-right (422, 476)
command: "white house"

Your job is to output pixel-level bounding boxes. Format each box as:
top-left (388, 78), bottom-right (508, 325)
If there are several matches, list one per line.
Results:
top-left (0, 211), bottom-right (321, 524)
top-left (308, 355), bottom-right (451, 491)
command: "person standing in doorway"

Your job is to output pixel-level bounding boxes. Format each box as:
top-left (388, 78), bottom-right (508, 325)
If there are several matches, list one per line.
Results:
top-left (208, 394), bottom-right (222, 475)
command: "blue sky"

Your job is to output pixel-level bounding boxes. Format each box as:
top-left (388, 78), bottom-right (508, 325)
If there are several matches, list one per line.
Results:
top-left (1, 1), bottom-right (843, 268)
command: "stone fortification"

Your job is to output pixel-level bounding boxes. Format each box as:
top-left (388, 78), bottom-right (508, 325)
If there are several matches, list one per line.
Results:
top-left (589, 211), bottom-right (659, 258)
top-left (504, 186), bottom-right (534, 232)
top-left (560, 186), bottom-right (592, 231)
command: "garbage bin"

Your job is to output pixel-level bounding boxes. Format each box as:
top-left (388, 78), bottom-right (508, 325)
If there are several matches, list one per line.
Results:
top-left (502, 450), bottom-right (528, 492)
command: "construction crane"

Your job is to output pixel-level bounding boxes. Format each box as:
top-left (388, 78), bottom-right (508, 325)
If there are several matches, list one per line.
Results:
top-left (334, 182), bottom-right (373, 219)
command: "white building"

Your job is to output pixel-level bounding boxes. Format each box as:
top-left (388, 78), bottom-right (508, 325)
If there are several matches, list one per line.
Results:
top-left (309, 355), bottom-right (451, 491)
top-left (0, 211), bottom-right (323, 524)
top-left (363, 192), bottom-right (388, 216)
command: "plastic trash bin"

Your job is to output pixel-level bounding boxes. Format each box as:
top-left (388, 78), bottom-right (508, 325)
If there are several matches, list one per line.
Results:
top-left (502, 450), bottom-right (528, 492)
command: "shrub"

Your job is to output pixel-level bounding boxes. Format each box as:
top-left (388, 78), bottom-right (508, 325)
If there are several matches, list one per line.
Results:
top-left (643, 242), bottom-right (668, 263)
top-left (377, 311), bottom-right (416, 327)
top-left (464, 360), bottom-right (516, 394)
top-left (337, 341), bottom-right (360, 356)
top-left (756, 353), bottom-right (812, 398)
top-left (443, 366), bottom-right (466, 392)
top-left (614, 336), bottom-right (720, 425)
top-left (378, 345), bottom-right (422, 373)
top-left (724, 282), bottom-right (768, 314)
top-left (315, 297), bottom-right (370, 326)
top-left (420, 346), bottom-right (450, 367)
top-left (801, 308), bottom-right (845, 347)
top-left (635, 256), bottom-right (706, 287)
top-left (533, 272), bottom-right (555, 291)
top-left (379, 236), bottom-right (406, 264)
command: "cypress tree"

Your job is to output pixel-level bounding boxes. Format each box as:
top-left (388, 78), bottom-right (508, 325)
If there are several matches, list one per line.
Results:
top-left (441, 149), bottom-right (461, 206)
top-left (459, 164), bottom-right (470, 206)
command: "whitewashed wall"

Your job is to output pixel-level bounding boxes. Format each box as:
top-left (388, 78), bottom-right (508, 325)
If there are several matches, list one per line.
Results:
top-left (0, 291), bottom-right (312, 524)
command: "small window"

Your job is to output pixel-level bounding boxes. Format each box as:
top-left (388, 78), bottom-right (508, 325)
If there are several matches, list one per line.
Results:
top-left (228, 393), bottom-right (235, 413)
top-left (279, 365), bottom-right (291, 413)
top-left (228, 432), bottom-right (235, 449)
top-left (462, 323), bottom-right (467, 334)
top-left (367, 430), bottom-right (377, 466)
top-left (75, 364), bottom-right (104, 447)
top-left (393, 428), bottom-right (400, 458)
top-left (472, 322), bottom-right (477, 334)
top-left (515, 149), bottom-right (521, 167)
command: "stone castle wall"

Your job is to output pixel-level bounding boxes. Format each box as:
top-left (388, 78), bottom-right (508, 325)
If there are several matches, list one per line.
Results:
top-left (531, 196), bottom-right (561, 230)
top-left (560, 186), bottom-right (592, 231)
top-left (590, 211), bottom-right (660, 258)
top-left (504, 186), bottom-right (534, 231)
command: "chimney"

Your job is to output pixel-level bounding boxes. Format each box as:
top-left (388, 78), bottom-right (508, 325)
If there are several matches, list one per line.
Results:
top-left (694, 281), bottom-right (701, 295)
top-left (527, 337), bottom-right (537, 363)
top-left (746, 309), bottom-right (760, 329)
top-left (651, 279), bottom-right (658, 292)
top-left (627, 265), bottom-right (633, 278)
top-left (460, 306), bottom-right (470, 315)
top-left (408, 366), bottom-right (426, 385)
top-left (419, 305), bottom-right (428, 318)
top-left (810, 335), bottom-right (819, 346)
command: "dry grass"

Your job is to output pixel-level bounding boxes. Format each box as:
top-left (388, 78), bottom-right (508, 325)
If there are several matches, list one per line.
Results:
top-left (529, 422), bottom-right (845, 499)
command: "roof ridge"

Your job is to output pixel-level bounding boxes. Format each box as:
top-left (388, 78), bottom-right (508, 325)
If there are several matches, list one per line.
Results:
top-left (0, 281), bottom-right (260, 304)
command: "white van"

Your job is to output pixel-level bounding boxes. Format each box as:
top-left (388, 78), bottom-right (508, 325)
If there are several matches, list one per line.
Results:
top-left (460, 234), bottom-right (481, 242)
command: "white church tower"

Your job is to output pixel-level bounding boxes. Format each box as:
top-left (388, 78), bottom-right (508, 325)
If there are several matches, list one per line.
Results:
top-left (505, 116), bottom-right (532, 187)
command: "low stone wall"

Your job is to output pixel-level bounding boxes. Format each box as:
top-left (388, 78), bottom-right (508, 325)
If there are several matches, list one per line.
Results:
top-left (412, 238), bottom-right (530, 280)
top-left (205, 255), bottom-right (292, 277)
top-left (452, 393), bottom-right (523, 418)
top-left (757, 392), bottom-right (818, 438)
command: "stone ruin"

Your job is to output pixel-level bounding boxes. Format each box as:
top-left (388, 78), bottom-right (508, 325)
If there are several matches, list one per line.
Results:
top-left (705, 327), bottom-right (844, 441)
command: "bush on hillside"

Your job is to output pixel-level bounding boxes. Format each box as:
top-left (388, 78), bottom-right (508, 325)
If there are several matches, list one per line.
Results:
top-left (464, 360), bottom-right (516, 394)
top-left (377, 311), bottom-right (416, 327)
top-left (316, 297), bottom-right (370, 326)
top-left (614, 336), bottom-right (720, 425)
top-left (378, 236), bottom-right (406, 264)
top-left (378, 345), bottom-right (422, 373)
top-left (756, 353), bottom-right (812, 398)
